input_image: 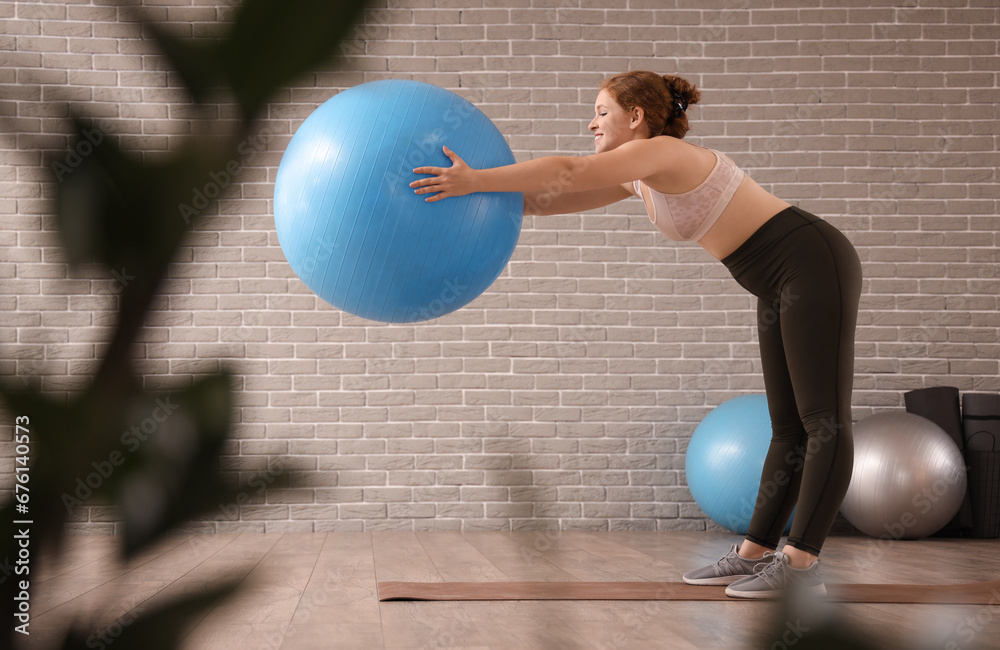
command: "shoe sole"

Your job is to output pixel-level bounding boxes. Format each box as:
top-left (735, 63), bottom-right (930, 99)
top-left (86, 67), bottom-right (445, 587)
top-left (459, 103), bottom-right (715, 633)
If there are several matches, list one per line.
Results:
top-left (682, 574), bottom-right (753, 586)
top-left (725, 583), bottom-right (828, 599)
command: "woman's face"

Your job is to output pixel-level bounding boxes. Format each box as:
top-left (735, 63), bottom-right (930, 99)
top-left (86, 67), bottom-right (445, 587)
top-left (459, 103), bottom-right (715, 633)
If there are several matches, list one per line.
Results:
top-left (589, 89), bottom-right (643, 153)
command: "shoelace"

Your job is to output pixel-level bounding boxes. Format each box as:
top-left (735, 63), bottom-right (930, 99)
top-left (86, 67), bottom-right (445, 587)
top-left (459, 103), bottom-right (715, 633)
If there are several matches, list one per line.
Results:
top-left (752, 551), bottom-right (776, 572)
top-left (716, 546), bottom-right (773, 576)
top-left (753, 556), bottom-right (787, 588)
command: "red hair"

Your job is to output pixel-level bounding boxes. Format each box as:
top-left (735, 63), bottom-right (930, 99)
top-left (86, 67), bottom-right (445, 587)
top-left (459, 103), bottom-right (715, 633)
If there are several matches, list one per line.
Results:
top-left (599, 71), bottom-right (701, 139)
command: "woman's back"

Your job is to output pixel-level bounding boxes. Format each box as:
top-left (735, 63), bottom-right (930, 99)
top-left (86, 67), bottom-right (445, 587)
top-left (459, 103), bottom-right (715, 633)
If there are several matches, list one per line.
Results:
top-left (626, 137), bottom-right (790, 259)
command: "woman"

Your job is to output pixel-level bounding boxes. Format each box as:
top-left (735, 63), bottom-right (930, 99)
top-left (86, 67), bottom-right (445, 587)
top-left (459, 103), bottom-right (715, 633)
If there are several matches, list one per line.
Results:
top-left (409, 71), bottom-right (862, 599)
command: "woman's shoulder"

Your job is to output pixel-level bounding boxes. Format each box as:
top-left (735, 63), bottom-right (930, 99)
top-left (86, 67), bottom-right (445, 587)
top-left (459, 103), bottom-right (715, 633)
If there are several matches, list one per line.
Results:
top-left (622, 136), bottom-right (717, 190)
top-left (622, 135), bottom-right (712, 162)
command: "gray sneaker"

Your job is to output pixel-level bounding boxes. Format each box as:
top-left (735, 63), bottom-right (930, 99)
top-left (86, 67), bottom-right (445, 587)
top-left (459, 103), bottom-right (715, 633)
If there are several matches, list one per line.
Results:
top-left (682, 544), bottom-right (777, 586)
top-left (725, 551), bottom-right (826, 599)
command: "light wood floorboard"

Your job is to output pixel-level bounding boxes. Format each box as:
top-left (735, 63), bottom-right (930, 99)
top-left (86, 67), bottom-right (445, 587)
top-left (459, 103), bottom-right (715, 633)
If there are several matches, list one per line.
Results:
top-left (21, 532), bottom-right (1000, 649)
top-left (35, 535), bottom-right (120, 587)
top-left (280, 533), bottom-right (384, 649)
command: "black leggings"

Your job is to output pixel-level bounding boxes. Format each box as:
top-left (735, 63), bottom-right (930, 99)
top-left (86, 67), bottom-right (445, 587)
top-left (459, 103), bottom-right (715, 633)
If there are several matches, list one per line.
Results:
top-left (722, 206), bottom-right (862, 556)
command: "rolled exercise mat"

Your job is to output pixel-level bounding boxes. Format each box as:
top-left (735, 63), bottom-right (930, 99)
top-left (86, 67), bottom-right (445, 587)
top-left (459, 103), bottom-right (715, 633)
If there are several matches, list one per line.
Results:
top-left (962, 393), bottom-right (1000, 538)
top-left (377, 579), bottom-right (1000, 605)
top-left (904, 386), bottom-right (973, 534)
top-left (905, 386), bottom-right (964, 445)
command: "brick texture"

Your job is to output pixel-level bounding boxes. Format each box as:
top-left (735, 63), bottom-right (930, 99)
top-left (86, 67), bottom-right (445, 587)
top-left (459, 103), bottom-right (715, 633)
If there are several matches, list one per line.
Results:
top-left (1, 0), bottom-right (998, 534)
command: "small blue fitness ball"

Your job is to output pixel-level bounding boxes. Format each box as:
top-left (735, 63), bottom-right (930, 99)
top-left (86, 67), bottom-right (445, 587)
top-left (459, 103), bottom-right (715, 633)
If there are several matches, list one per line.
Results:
top-left (685, 395), bottom-right (793, 535)
top-left (274, 79), bottom-right (523, 323)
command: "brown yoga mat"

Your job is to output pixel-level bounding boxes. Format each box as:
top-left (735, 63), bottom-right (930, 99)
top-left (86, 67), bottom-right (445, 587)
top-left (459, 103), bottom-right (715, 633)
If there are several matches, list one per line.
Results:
top-left (378, 579), bottom-right (1000, 605)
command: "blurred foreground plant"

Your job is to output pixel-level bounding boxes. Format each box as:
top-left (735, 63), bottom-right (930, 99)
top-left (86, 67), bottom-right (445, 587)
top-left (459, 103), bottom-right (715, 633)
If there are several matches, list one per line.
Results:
top-left (1, 0), bottom-right (368, 647)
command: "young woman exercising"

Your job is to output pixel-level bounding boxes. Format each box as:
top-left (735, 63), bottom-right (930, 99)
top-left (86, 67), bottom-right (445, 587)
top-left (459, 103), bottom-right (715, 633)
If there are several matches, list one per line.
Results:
top-left (409, 71), bottom-right (862, 599)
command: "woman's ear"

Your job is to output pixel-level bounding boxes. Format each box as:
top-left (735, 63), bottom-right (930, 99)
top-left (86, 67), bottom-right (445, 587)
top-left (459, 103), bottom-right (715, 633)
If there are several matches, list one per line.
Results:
top-left (629, 106), bottom-right (645, 130)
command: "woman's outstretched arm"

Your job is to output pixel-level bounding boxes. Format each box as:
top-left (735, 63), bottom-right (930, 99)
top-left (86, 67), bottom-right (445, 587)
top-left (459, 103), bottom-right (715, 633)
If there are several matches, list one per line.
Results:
top-left (523, 185), bottom-right (634, 216)
top-left (410, 138), bottom-right (674, 202)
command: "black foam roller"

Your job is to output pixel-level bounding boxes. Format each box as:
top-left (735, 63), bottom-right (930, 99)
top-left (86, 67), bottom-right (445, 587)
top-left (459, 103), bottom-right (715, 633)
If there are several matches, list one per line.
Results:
top-left (904, 386), bottom-right (964, 449)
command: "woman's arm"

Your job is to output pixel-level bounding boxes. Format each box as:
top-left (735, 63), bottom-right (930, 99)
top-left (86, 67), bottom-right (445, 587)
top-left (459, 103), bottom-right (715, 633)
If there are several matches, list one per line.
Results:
top-left (410, 138), bottom-right (675, 202)
top-left (524, 185), bottom-right (634, 216)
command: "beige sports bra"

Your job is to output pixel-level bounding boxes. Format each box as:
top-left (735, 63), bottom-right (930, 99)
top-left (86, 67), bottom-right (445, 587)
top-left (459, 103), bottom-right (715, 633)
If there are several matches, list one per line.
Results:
top-left (632, 147), bottom-right (745, 242)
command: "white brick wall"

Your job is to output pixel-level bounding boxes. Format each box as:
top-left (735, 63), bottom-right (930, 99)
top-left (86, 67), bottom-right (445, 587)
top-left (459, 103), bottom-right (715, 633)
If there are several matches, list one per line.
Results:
top-left (2, 0), bottom-right (998, 534)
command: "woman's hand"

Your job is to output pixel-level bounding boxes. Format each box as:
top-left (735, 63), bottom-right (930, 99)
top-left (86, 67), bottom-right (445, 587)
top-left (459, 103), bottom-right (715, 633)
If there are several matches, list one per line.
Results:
top-left (410, 146), bottom-right (478, 202)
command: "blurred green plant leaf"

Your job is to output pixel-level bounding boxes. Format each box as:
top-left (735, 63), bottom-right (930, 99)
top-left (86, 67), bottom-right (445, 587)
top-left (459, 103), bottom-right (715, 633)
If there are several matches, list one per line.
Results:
top-left (0, 384), bottom-right (99, 530)
top-left (146, 24), bottom-right (227, 106)
top-left (0, 381), bottom-right (75, 452)
top-left (118, 373), bottom-right (233, 555)
top-left (5, 0), bottom-right (370, 643)
top-left (56, 579), bottom-right (242, 650)
top-left (759, 592), bottom-right (884, 650)
top-left (221, 0), bottom-right (370, 121)
top-left (53, 118), bottom-right (142, 270)
top-left (54, 118), bottom-right (238, 280)
top-left (0, 377), bottom-right (182, 559)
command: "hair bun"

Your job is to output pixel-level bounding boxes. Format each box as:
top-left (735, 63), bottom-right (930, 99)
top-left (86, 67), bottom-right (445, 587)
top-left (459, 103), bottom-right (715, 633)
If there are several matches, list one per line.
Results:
top-left (670, 90), bottom-right (688, 114)
top-left (662, 75), bottom-right (700, 112)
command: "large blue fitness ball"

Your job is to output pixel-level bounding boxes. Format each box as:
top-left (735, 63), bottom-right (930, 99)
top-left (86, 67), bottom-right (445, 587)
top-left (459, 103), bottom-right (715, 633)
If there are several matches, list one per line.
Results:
top-left (685, 395), bottom-right (793, 535)
top-left (274, 79), bottom-right (523, 323)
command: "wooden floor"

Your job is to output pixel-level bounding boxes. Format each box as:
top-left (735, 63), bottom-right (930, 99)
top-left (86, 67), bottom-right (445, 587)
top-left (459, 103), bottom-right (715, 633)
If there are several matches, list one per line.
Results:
top-left (28, 531), bottom-right (1000, 649)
